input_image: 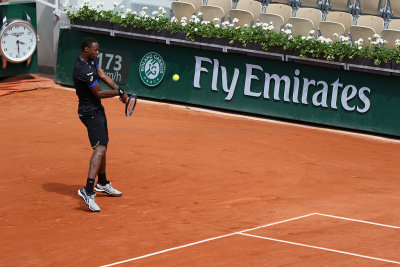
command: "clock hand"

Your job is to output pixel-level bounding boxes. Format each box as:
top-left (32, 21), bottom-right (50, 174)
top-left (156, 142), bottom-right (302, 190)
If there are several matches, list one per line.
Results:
top-left (16, 40), bottom-right (20, 57)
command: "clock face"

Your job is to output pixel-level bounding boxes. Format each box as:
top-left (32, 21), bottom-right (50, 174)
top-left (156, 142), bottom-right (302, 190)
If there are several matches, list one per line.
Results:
top-left (0, 20), bottom-right (37, 63)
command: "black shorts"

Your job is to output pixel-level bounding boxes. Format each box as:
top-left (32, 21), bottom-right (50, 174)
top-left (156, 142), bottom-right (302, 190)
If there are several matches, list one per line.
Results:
top-left (79, 111), bottom-right (109, 148)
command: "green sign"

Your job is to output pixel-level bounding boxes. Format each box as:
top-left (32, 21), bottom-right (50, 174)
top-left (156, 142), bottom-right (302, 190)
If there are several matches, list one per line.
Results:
top-left (97, 49), bottom-right (130, 85)
top-left (56, 29), bottom-right (400, 137)
top-left (139, 52), bottom-right (166, 87)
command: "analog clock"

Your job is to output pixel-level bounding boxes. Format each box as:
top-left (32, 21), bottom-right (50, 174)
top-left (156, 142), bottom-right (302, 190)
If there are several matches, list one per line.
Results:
top-left (0, 19), bottom-right (37, 69)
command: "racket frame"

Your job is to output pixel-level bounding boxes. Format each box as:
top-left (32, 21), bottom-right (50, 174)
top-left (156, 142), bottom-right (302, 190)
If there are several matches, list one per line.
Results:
top-left (125, 94), bottom-right (137, 117)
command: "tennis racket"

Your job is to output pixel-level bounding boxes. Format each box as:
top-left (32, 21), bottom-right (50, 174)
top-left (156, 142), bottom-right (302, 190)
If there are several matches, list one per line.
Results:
top-left (125, 94), bottom-right (137, 117)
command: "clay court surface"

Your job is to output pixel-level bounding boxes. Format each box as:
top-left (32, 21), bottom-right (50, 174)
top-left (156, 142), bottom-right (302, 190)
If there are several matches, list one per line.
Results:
top-left (1, 77), bottom-right (400, 266)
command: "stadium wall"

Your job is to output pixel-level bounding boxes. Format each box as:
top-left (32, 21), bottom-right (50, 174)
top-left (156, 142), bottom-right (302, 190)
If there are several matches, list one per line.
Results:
top-left (55, 28), bottom-right (400, 137)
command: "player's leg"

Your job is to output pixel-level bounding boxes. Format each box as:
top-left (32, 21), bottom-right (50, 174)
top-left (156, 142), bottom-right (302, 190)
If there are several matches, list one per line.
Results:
top-left (94, 116), bottom-right (122, 197)
top-left (95, 153), bottom-right (122, 196)
top-left (87, 145), bottom-right (107, 188)
top-left (97, 151), bottom-right (107, 185)
top-left (78, 113), bottom-right (109, 212)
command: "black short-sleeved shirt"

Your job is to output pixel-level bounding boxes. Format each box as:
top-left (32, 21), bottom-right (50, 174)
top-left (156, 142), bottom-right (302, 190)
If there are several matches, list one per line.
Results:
top-left (73, 56), bottom-right (103, 114)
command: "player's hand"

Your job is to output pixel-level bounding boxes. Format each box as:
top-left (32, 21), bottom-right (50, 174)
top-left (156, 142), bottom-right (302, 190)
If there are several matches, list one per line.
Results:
top-left (119, 92), bottom-right (128, 104)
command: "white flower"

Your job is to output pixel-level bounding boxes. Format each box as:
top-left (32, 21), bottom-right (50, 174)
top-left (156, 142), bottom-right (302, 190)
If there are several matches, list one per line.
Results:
top-left (309, 30), bottom-right (315, 35)
top-left (144, 14), bottom-right (149, 19)
top-left (232, 18), bottom-right (239, 23)
top-left (84, 0), bottom-right (89, 5)
top-left (142, 6), bottom-right (148, 11)
top-left (159, 7), bottom-right (166, 13)
top-left (283, 29), bottom-right (292, 35)
top-left (373, 33), bottom-right (380, 38)
top-left (192, 14), bottom-right (197, 19)
top-left (194, 28), bottom-right (198, 31)
top-left (354, 38), bottom-right (363, 46)
top-left (395, 39), bottom-right (400, 46)
top-left (171, 16), bottom-right (178, 23)
top-left (139, 11), bottom-right (146, 17)
top-left (358, 46), bottom-right (363, 49)
top-left (286, 23), bottom-right (292, 29)
top-left (288, 35), bottom-right (293, 40)
top-left (121, 13), bottom-right (126, 19)
top-left (339, 36), bottom-right (350, 42)
top-left (126, 8), bottom-right (132, 14)
top-left (333, 33), bottom-right (339, 37)
top-left (317, 36), bottom-right (332, 43)
top-left (198, 11), bottom-right (203, 16)
top-left (213, 17), bottom-right (220, 22)
top-left (306, 35), bottom-right (314, 40)
top-left (113, 2), bottom-right (118, 7)
top-left (201, 20), bottom-right (210, 25)
top-left (243, 24), bottom-right (248, 27)
top-left (301, 36), bottom-right (306, 40)
top-left (181, 17), bottom-right (187, 22)
top-left (181, 22), bottom-right (187, 26)
top-left (215, 24), bottom-right (220, 28)
top-left (263, 24), bottom-right (274, 31)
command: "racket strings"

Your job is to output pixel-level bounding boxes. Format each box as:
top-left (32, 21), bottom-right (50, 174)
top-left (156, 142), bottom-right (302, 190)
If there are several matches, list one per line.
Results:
top-left (125, 94), bottom-right (137, 117)
top-left (127, 100), bottom-right (135, 111)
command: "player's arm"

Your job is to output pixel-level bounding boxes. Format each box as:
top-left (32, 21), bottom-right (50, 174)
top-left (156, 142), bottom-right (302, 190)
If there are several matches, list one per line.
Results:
top-left (96, 66), bottom-right (128, 102)
top-left (89, 82), bottom-right (120, 99)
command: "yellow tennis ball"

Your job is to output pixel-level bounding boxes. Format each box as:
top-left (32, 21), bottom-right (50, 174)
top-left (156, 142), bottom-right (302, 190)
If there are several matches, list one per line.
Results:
top-left (173, 74), bottom-right (179, 82)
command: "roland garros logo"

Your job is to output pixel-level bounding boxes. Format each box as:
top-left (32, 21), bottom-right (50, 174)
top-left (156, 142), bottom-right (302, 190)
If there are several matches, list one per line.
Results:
top-left (139, 52), bottom-right (165, 87)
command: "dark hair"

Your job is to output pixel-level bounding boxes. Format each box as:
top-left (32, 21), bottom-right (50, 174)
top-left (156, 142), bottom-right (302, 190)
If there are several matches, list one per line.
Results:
top-left (80, 37), bottom-right (98, 52)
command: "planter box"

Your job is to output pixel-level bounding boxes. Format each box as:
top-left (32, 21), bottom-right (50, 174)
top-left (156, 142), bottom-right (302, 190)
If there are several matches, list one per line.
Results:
top-left (72, 19), bottom-right (113, 30)
top-left (68, 21), bottom-right (400, 75)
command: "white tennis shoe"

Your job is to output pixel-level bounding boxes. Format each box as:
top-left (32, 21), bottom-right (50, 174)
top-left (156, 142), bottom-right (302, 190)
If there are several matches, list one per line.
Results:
top-left (94, 182), bottom-right (122, 197)
top-left (78, 187), bottom-right (100, 212)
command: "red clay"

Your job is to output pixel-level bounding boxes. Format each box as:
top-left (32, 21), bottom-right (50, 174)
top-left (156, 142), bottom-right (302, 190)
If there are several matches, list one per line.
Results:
top-left (1, 81), bottom-right (400, 266)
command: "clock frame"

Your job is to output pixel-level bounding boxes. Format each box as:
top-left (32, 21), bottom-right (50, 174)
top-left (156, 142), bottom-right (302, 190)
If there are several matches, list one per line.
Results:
top-left (0, 18), bottom-right (37, 69)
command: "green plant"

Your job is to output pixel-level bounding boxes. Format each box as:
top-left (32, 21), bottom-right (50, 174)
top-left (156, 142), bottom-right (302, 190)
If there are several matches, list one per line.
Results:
top-left (66, 3), bottom-right (400, 66)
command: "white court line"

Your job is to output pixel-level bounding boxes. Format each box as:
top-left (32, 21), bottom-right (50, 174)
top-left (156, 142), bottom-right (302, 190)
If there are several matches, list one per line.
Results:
top-left (239, 213), bottom-right (317, 233)
top-left (100, 213), bottom-right (316, 267)
top-left (316, 213), bottom-right (400, 229)
top-left (239, 233), bottom-right (400, 265)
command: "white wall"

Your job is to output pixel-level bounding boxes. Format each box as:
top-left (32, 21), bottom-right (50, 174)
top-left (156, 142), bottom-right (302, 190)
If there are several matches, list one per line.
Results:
top-left (65, 0), bottom-right (123, 10)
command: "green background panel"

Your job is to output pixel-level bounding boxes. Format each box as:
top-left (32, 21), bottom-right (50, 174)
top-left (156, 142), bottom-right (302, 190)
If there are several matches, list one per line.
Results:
top-left (56, 29), bottom-right (400, 137)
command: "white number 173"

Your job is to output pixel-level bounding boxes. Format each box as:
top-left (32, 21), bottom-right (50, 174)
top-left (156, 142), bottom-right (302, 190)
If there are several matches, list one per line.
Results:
top-left (97, 53), bottom-right (122, 71)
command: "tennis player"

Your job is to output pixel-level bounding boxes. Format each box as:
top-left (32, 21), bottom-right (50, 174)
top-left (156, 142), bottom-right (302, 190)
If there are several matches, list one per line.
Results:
top-left (73, 37), bottom-right (128, 212)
